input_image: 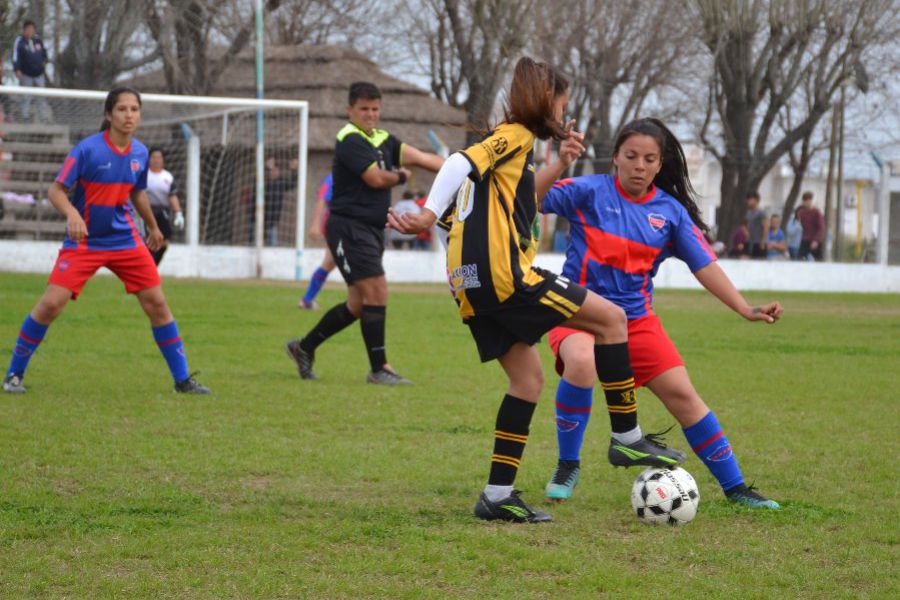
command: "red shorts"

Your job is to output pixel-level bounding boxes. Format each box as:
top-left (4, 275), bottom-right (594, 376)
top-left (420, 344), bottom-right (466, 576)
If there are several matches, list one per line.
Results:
top-left (548, 314), bottom-right (684, 389)
top-left (48, 246), bottom-right (161, 300)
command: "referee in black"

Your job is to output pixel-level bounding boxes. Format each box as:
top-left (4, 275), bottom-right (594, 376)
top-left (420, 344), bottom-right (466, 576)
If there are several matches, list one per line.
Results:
top-left (286, 81), bottom-right (443, 384)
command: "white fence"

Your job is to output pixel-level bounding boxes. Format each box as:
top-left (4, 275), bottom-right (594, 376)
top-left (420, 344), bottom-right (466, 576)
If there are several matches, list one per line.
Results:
top-left (1, 240), bottom-right (898, 293)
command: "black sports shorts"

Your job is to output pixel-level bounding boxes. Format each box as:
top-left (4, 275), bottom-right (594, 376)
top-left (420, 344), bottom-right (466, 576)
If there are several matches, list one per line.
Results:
top-left (464, 268), bottom-right (588, 362)
top-left (325, 213), bottom-right (386, 284)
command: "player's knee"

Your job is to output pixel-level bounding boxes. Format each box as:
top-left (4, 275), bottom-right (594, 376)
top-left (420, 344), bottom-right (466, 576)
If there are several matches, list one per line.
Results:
top-left (563, 356), bottom-right (595, 388)
top-left (33, 298), bottom-right (64, 322)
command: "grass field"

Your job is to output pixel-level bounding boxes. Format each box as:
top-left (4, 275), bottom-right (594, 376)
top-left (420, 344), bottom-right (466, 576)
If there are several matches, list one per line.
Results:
top-left (0, 272), bottom-right (897, 598)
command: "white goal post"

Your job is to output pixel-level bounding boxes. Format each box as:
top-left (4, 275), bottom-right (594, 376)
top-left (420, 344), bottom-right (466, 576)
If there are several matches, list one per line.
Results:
top-left (0, 85), bottom-right (309, 278)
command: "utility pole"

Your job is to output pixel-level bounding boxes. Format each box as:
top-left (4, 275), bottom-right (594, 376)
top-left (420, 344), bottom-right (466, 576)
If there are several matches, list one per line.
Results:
top-left (823, 101), bottom-right (839, 262)
top-left (834, 86), bottom-right (846, 261)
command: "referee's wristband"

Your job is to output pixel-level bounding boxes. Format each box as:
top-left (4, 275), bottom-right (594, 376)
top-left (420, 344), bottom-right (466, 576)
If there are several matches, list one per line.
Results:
top-left (395, 170), bottom-right (407, 185)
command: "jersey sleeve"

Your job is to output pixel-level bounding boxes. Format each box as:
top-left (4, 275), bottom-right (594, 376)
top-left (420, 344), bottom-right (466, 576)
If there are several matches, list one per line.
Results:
top-left (461, 123), bottom-right (531, 181)
top-left (55, 143), bottom-right (85, 188)
top-left (335, 134), bottom-right (379, 176)
top-left (540, 177), bottom-right (591, 219)
top-left (672, 208), bottom-right (717, 272)
top-left (167, 172), bottom-right (179, 197)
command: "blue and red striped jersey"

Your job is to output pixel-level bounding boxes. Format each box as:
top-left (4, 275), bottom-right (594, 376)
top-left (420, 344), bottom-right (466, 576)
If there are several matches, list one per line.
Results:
top-left (55, 131), bottom-right (149, 250)
top-left (542, 174), bottom-right (716, 319)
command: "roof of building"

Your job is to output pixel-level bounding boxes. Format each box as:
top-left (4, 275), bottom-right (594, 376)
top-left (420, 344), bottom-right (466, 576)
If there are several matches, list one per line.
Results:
top-left (128, 44), bottom-right (467, 152)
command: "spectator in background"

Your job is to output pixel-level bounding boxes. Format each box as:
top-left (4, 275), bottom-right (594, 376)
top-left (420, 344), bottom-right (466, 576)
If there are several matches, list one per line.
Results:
top-left (263, 157), bottom-right (298, 246)
top-left (797, 191), bottom-right (825, 261)
top-left (786, 207), bottom-right (803, 260)
top-left (12, 20), bottom-right (50, 123)
top-left (745, 192), bottom-right (767, 259)
top-left (766, 214), bottom-right (787, 260)
top-left (729, 220), bottom-right (749, 259)
top-left (389, 190), bottom-right (420, 249)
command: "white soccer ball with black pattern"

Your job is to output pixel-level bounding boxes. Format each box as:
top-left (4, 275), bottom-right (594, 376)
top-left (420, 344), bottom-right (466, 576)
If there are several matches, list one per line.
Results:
top-left (630, 467), bottom-right (700, 526)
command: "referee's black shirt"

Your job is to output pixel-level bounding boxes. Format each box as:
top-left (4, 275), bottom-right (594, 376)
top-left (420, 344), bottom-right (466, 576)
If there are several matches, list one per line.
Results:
top-left (329, 122), bottom-right (404, 228)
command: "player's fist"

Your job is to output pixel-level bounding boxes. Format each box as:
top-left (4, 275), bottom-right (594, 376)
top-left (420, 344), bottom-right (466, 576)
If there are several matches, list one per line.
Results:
top-left (173, 211), bottom-right (185, 230)
top-left (66, 212), bottom-right (87, 242)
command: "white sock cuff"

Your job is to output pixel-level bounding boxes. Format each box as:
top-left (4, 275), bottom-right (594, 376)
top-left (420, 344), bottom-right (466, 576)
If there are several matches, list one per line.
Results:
top-left (612, 425), bottom-right (642, 446)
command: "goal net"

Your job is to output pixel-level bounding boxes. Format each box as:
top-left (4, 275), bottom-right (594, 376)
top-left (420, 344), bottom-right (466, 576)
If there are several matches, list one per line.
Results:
top-left (0, 86), bottom-right (308, 264)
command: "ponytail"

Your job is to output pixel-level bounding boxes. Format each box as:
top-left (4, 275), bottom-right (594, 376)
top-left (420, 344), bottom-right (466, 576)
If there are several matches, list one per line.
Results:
top-left (503, 57), bottom-right (569, 141)
top-left (612, 117), bottom-right (709, 232)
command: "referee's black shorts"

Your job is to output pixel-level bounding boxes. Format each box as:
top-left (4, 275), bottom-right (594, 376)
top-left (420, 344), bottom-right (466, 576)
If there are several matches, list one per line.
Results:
top-left (152, 207), bottom-right (173, 240)
top-left (325, 213), bottom-right (386, 284)
top-left (464, 268), bottom-right (588, 362)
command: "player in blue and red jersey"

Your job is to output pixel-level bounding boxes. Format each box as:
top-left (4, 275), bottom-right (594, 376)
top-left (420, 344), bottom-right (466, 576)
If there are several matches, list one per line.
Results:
top-left (2, 87), bottom-right (210, 395)
top-left (541, 118), bottom-right (781, 508)
top-left (298, 172), bottom-right (334, 310)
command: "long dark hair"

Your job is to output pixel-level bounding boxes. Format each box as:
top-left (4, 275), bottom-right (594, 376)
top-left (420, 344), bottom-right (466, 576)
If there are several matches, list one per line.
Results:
top-left (503, 57), bottom-right (568, 141)
top-left (100, 86), bottom-right (142, 132)
top-left (613, 117), bottom-right (708, 232)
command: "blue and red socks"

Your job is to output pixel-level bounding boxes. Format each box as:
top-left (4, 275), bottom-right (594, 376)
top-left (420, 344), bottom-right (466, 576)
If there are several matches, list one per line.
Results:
top-left (6, 315), bottom-right (48, 377)
top-left (555, 379), bottom-right (593, 462)
top-left (683, 411), bottom-right (744, 492)
top-left (303, 267), bottom-right (330, 305)
top-left (152, 321), bottom-right (189, 383)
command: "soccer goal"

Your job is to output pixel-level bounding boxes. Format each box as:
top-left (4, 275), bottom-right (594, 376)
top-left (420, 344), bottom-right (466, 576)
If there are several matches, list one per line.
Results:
top-left (0, 85), bottom-right (309, 278)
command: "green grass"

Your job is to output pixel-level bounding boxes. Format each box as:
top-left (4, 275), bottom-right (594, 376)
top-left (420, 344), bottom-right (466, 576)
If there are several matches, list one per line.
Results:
top-left (0, 272), bottom-right (898, 598)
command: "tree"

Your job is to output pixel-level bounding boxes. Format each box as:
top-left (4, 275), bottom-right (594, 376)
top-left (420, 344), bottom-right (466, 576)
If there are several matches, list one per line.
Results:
top-left (56, 0), bottom-right (160, 89)
top-left (693, 0), bottom-right (895, 241)
top-left (531, 0), bottom-right (697, 174)
top-left (144, 0), bottom-right (282, 95)
top-left (266, 0), bottom-right (367, 46)
top-left (400, 0), bottom-right (535, 145)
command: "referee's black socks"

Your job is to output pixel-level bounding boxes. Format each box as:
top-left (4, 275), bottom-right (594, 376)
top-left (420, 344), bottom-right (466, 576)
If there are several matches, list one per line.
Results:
top-left (360, 304), bottom-right (387, 372)
top-left (594, 342), bottom-right (638, 434)
top-left (299, 302), bottom-right (357, 353)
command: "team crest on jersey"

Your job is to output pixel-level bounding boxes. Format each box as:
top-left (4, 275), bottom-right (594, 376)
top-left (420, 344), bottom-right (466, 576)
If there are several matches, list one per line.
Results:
top-left (490, 137), bottom-right (508, 155)
top-left (131, 159), bottom-right (141, 172)
top-left (647, 213), bottom-right (667, 231)
top-left (57, 259), bottom-right (70, 272)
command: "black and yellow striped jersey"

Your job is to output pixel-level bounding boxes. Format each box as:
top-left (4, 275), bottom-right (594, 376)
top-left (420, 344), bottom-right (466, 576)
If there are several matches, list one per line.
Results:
top-left (447, 122), bottom-right (545, 318)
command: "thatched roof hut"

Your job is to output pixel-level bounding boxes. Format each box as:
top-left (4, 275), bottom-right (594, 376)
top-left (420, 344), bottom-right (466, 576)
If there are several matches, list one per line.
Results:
top-left (129, 44), bottom-right (467, 153)
top-left (125, 45), bottom-right (466, 248)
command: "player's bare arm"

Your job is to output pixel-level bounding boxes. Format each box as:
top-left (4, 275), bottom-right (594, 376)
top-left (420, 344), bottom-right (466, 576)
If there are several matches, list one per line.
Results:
top-left (536, 122), bottom-right (585, 209)
top-left (131, 189), bottom-right (164, 252)
top-left (693, 262), bottom-right (783, 323)
top-left (48, 181), bottom-right (86, 243)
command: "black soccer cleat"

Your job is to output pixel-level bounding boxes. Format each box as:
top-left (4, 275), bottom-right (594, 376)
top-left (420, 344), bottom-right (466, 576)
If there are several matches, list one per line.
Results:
top-left (545, 460), bottom-right (581, 502)
top-left (285, 339), bottom-right (318, 380)
top-left (725, 483), bottom-right (780, 509)
top-left (174, 373), bottom-right (211, 394)
top-left (608, 427), bottom-right (687, 468)
top-left (366, 368), bottom-right (412, 385)
top-left (473, 490), bottom-right (553, 523)
top-left (3, 374), bottom-right (26, 394)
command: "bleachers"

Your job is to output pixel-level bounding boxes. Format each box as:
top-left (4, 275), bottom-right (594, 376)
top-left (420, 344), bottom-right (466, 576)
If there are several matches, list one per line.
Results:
top-left (0, 122), bottom-right (70, 240)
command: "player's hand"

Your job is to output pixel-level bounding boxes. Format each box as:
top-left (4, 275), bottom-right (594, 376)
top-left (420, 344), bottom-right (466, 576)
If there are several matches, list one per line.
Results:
top-left (146, 227), bottom-right (164, 252)
top-left (559, 121), bottom-right (585, 168)
top-left (66, 212), bottom-right (87, 242)
top-left (173, 211), bottom-right (185, 230)
top-left (309, 225), bottom-right (322, 241)
top-left (387, 207), bottom-right (435, 234)
top-left (743, 302), bottom-right (783, 324)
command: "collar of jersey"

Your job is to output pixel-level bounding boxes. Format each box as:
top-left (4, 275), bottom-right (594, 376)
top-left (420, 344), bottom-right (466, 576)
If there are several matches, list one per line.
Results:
top-left (336, 122), bottom-right (389, 147)
top-left (103, 130), bottom-right (132, 156)
top-left (614, 175), bottom-right (656, 204)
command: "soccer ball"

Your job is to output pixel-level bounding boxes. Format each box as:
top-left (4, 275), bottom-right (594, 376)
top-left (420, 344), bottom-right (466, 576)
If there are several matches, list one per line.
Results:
top-left (630, 467), bottom-right (700, 526)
